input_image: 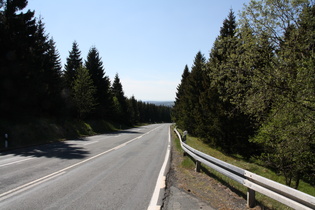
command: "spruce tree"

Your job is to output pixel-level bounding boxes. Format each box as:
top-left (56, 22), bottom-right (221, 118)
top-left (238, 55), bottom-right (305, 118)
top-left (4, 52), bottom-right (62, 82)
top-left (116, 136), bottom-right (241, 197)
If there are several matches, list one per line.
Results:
top-left (45, 38), bottom-right (63, 115)
top-left (0, 0), bottom-right (37, 116)
top-left (64, 41), bottom-right (82, 87)
top-left (32, 19), bottom-right (56, 114)
top-left (208, 9), bottom-right (254, 155)
top-left (185, 51), bottom-right (206, 135)
top-left (220, 9), bottom-right (236, 38)
top-left (85, 47), bottom-right (112, 118)
top-left (127, 96), bottom-right (140, 125)
top-left (111, 74), bottom-right (129, 124)
top-left (72, 66), bottom-right (96, 119)
top-left (172, 65), bottom-right (190, 128)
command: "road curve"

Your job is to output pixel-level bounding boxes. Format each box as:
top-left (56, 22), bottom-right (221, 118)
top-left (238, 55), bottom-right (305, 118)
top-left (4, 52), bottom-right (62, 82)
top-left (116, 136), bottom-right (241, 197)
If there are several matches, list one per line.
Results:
top-left (0, 123), bottom-right (171, 209)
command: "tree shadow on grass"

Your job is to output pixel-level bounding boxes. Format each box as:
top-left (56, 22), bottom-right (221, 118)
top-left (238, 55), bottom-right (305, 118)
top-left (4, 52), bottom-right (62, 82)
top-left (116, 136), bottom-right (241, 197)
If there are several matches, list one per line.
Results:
top-left (0, 140), bottom-right (90, 159)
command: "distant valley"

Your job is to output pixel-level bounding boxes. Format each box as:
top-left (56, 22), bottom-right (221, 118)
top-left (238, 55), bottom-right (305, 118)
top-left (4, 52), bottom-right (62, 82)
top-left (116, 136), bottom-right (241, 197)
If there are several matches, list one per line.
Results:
top-left (146, 101), bottom-right (174, 107)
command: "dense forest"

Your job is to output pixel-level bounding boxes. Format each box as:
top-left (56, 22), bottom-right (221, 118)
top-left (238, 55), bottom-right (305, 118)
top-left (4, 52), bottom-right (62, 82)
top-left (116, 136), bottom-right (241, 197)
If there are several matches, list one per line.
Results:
top-left (0, 0), bottom-right (171, 126)
top-left (173, 0), bottom-right (315, 189)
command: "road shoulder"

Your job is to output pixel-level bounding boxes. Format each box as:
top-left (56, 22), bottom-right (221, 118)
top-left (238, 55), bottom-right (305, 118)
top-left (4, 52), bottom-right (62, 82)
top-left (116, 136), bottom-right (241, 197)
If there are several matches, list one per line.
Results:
top-left (163, 130), bottom-right (251, 210)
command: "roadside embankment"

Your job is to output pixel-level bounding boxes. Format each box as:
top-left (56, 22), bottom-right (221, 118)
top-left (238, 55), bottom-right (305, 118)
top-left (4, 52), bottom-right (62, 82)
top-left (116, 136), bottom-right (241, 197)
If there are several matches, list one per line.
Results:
top-left (0, 118), bottom-right (125, 150)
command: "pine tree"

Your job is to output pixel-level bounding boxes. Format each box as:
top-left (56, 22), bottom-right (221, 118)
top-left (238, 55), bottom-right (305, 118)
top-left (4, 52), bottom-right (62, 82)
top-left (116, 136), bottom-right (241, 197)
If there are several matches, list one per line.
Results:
top-left (220, 9), bottom-right (236, 38)
top-left (172, 65), bottom-right (190, 128)
top-left (72, 66), bottom-right (96, 119)
top-left (185, 51), bottom-right (206, 135)
top-left (85, 47), bottom-right (112, 118)
top-left (64, 41), bottom-right (82, 87)
top-left (0, 0), bottom-right (37, 116)
top-left (127, 96), bottom-right (140, 125)
top-left (210, 9), bottom-right (238, 93)
top-left (111, 74), bottom-right (129, 124)
top-left (45, 38), bottom-right (64, 115)
top-left (32, 19), bottom-right (57, 114)
top-left (208, 9), bottom-right (255, 155)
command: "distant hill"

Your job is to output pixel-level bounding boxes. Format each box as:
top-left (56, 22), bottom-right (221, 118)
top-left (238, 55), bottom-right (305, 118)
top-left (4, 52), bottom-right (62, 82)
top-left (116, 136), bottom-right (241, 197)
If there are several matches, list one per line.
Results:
top-left (146, 101), bottom-right (174, 107)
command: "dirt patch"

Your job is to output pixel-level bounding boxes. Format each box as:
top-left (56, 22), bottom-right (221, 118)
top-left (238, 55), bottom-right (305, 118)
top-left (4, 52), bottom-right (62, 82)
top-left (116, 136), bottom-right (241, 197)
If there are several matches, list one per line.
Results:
top-left (164, 130), bottom-right (262, 210)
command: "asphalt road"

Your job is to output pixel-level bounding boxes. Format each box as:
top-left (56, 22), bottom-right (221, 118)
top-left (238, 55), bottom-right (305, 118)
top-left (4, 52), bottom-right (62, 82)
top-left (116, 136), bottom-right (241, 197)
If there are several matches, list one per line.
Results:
top-left (0, 123), bottom-right (171, 210)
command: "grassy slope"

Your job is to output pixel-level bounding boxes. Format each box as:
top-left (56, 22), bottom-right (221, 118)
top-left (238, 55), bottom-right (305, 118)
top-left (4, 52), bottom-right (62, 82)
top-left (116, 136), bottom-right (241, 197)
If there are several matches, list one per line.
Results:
top-left (173, 126), bottom-right (315, 209)
top-left (0, 118), bottom-right (126, 149)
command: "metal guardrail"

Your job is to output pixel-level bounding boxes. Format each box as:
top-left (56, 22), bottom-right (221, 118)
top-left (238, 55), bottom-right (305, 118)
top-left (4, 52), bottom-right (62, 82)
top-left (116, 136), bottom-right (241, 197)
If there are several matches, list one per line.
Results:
top-left (174, 128), bottom-right (315, 209)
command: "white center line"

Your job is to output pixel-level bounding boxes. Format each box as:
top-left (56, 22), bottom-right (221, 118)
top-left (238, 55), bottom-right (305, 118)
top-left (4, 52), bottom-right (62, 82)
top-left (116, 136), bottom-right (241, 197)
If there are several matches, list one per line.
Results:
top-left (0, 126), bottom-right (163, 200)
top-left (83, 140), bottom-right (98, 146)
top-left (0, 171), bottom-right (66, 202)
top-left (0, 158), bottom-right (34, 168)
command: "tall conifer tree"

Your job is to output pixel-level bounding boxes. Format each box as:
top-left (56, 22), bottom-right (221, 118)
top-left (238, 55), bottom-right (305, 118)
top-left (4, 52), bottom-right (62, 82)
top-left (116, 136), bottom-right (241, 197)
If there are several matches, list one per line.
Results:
top-left (64, 41), bottom-right (82, 87)
top-left (208, 9), bottom-right (254, 155)
top-left (111, 74), bottom-right (129, 124)
top-left (72, 66), bottom-right (96, 119)
top-left (185, 51), bottom-right (206, 135)
top-left (32, 19), bottom-right (56, 114)
top-left (85, 47), bottom-right (112, 118)
top-left (172, 65), bottom-right (190, 128)
top-left (0, 0), bottom-right (37, 116)
top-left (45, 38), bottom-right (63, 115)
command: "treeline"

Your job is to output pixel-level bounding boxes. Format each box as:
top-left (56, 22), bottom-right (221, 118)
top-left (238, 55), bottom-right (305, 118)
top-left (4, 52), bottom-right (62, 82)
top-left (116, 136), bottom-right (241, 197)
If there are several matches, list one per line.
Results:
top-left (173, 0), bottom-right (315, 188)
top-left (0, 0), bottom-right (171, 125)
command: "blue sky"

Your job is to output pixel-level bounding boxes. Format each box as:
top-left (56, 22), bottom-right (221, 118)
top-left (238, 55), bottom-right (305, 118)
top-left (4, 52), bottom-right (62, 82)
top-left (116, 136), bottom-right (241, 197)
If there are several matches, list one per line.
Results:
top-left (26, 0), bottom-right (250, 101)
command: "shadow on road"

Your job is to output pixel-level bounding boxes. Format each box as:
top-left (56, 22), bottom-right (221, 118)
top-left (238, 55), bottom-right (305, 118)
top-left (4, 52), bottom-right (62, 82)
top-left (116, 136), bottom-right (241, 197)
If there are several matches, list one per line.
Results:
top-left (0, 129), bottom-right (141, 159)
top-left (0, 141), bottom-right (90, 159)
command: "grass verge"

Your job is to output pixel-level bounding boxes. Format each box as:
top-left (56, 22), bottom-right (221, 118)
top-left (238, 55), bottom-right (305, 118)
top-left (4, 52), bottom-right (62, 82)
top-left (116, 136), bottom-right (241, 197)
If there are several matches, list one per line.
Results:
top-left (0, 117), bottom-right (128, 150)
top-left (172, 126), bottom-right (314, 209)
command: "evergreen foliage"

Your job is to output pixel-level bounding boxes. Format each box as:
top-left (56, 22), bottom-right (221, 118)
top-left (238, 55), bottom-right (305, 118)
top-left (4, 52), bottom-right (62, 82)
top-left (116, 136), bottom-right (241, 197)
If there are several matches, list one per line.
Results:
top-left (45, 38), bottom-right (64, 115)
top-left (64, 41), bottom-right (82, 87)
top-left (111, 73), bottom-right (130, 124)
top-left (0, 0), bottom-right (171, 125)
top-left (0, 0), bottom-right (36, 116)
top-left (72, 66), bottom-right (96, 119)
top-left (85, 47), bottom-right (113, 118)
top-left (184, 52), bottom-right (207, 136)
top-left (173, 1), bottom-right (315, 188)
top-left (172, 65), bottom-right (190, 129)
top-left (4, 0), bottom-right (314, 189)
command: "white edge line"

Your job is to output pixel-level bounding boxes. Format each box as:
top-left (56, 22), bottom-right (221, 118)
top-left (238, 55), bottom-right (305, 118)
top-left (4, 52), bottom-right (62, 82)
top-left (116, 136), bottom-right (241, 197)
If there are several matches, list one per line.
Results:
top-left (0, 125), bottom-right (162, 200)
top-left (147, 126), bottom-right (171, 210)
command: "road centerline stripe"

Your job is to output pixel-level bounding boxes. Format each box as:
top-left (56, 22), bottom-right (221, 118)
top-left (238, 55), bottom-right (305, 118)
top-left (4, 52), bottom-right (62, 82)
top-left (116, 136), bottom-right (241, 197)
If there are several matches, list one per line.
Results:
top-left (83, 140), bottom-right (98, 146)
top-left (0, 158), bottom-right (34, 168)
top-left (0, 125), bottom-right (162, 200)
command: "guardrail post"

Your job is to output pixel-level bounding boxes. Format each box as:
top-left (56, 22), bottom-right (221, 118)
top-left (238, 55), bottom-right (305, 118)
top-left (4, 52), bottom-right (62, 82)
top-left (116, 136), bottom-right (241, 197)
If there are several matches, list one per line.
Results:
top-left (195, 160), bottom-right (201, 172)
top-left (247, 188), bottom-right (255, 208)
top-left (4, 133), bottom-right (8, 148)
top-left (182, 131), bottom-right (188, 142)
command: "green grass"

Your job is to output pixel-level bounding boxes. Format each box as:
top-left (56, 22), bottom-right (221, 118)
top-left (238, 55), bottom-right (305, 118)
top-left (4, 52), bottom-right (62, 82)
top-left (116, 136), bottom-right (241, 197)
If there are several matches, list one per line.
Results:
top-left (181, 156), bottom-right (196, 169)
top-left (0, 118), bottom-right (128, 149)
top-left (172, 126), bottom-right (314, 209)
